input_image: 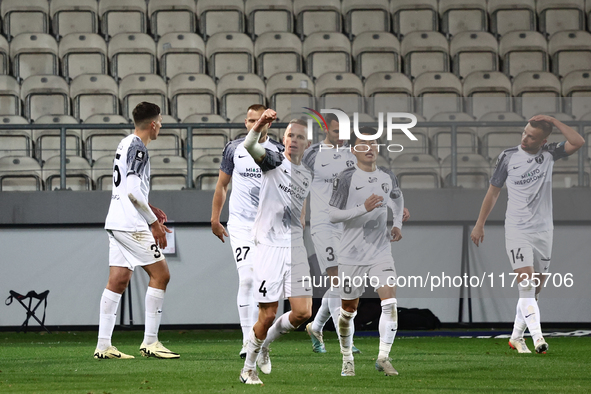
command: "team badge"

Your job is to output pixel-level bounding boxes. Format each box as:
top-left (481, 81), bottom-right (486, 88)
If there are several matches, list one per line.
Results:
top-left (135, 151), bottom-right (144, 160)
top-left (303, 177), bottom-right (309, 188)
top-left (535, 155), bottom-right (544, 164)
top-left (346, 160), bottom-right (354, 167)
top-left (381, 183), bottom-right (389, 193)
top-left (369, 177), bottom-right (377, 183)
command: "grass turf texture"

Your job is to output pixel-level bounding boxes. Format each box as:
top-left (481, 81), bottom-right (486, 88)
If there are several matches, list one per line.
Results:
top-left (1, 330), bottom-right (590, 393)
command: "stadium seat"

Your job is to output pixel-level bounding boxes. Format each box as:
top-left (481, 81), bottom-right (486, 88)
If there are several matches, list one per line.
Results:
top-left (0, 156), bottom-right (43, 191)
top-left (70, 74), bottom-right (119, 121)
top-left (342, 0), bottom-right (390, 39)
top-left (293, 0), bottom-right (342, 39)
top-left (488, 0), bottom-right (536, 37)
top-left (477, 111), bottom-right (525, 160)
top-left (197, 0), bottom-right (245, 40)
top-left (245, 0), bottom-right (293, 39)
top-left (59, 33), bottom-right (107, 81)
top-left (149, 116), bottom-right (183, 157)
top-left (499, 31), bottom-right (549, 78)
top-left (10, 33), bottom-right (58, 81)
top-left (0, 35), bottom-right (9, 75)
top-left (83, 114), bottom-right (131, 162)
top-left (43, 156), bottom-right (92, 191)
top-left (0, 116), bottom-right (31, 159)
top-left (441, 153), bottom-right (491, 188)
top-left (108, 33), bottom-right (157, 81)
top-left (217, 73), bottom-right (265, 121)
top-left (391, 153), bottom-right (441, 188)
top-left (1, 0), bottom-right (49, 39)
top-left (450, 32), bottom-right (498, 80)
top-left (148, 0), bottom-right (197, 39)
top-left (266, 73), bottom-right (314, 120)
top-left (168, 73), bottom-right (216, 121)
top-left (439, 0), bottom-right (487, 37)
top-left (193, 154), bottom-right (222, 190)
top-left (158, 32), bottom-right (205, 80)
top-left (303, 32), bottom-right (352, 80)
top-left (229, 113), bottom-right (282, 141)
top-left (119, 74), bottom-right (168, 121)
top-left (463, 71), bottom-right (512, 119)
top-left (206, 32), bottom-right (254, 80)
top-left (99, 0), bottom-right (147, 39)
top-left (390, 0), bottom-right (438, 39)
top-left (254, 32), bottom-right (302, 80)
top-left (352, 32), bottom-right (400, 80)
top-left (182, 115), bottom-right (228, 161)
top-left (552, 153), bottom-right (590, 188)
top-left (50, 0), bottom-right (99, 38)
top-left (316, 72), bottom-right (364, 115)
top-left (381, 113), bottom-right (428, 156)
top-left (512, 71), bottom-right (561, 119)
top-left (183, 113), bottom-right (229, 143)
top-left (33, 115), bottom-right (81, 162)
top-left (562, 70), bottom-right (591, 119)
top-left (21, 75), bottom-right (69, 121)
top-left (400, 31), bottom-right (449, 80)
top-left (92, 155), bottom-right (115, 190)
top-left (364, 72), bottom-right (413, 117)
top-left (150, 155), bottom-right (188, 190)
top-left (548, 30), bottom-right (591, 78)
top-left (0, 76), bottom-right (21, 116)
top-left (537, 0), bottom-right (585, 37)
top-left (413, 72), bottom-right (462, 120)
top-left (428, 112), bottom-right (478, 161)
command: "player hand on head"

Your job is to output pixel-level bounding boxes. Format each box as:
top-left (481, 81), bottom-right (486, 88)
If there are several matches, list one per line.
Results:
top-left (528, 115), bottom-right (556, 125)
top-left (252, 109), bottom-right (277, 132)
top-left (470, 225), bottom-right (484, 247)
top-left (364, 194), bottom-right (383, 212)
top-left (211, 221), bottom-right (229, 243)
top-left (151, 220), bottom-right (172, 249)
top-left (391, 227), bottom-right (402, 242)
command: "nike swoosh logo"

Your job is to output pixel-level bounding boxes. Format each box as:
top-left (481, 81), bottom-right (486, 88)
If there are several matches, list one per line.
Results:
top-left (513, 166), bottom-right (521, 169)
top-left (525, 313), bottom-right (534, 318)
top-left (239, 304), bottom-right (249, 307)
top-left (238, 155), bottom-right (247, 158)
top-left (321, 164), bottom-right (329, 167)
top-left (283, 170), bottom-right (289, 174)
top-left (111, 353), bottom-right (121, 358)
top-left (356, 186), bottom-right (364, 190)
top-left (382, 269), bottom-right (394, 272)
top-left (305, 288), bottom-right (311, 291)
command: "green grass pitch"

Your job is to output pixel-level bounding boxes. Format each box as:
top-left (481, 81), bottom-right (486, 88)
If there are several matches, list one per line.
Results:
top-left (1, 330), bottom-right (590, 393)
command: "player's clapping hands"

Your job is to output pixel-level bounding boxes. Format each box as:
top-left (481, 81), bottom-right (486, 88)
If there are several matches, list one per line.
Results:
top-left (364, 194), bottom-right (383, 212)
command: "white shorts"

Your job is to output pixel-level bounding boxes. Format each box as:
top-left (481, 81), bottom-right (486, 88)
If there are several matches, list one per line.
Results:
top-left (339, 259), bottom-right (397, 300)
top-left (253, 243), bottom-right (313, 303)
top-left (311, 231), bottom-right (340, 274)
top-left (228, 225), bottom-right (257, 269)
top-left (108, 229), bottom-right (165, 271)
top-left (505, 230), bottom-right (552, 272)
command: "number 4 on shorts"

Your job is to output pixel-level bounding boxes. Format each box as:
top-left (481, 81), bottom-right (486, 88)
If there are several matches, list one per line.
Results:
top-left (259, 280), bottom-right (267, 297)
top-left (511, 248), bottom-right (524, 264)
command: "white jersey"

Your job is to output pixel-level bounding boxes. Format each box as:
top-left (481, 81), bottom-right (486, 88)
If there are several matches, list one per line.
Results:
top-left (220, 137), bottom-right (284, 229)
top-left (302, 143), bottom-right (356, 234)
top-left (252, 149), bottom-right (312, 247)
top-left (490, 142), bottom-right (568, 233)
top-left (105, 134), bottom-right (151, 232)
top-left (329, 165), bottom-right (404, 266)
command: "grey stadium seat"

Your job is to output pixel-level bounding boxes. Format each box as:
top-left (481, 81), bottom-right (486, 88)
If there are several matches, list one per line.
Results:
top-left (168, 73), bottom-right (216, 121)
top-left (548, 30), bottom-right (591, 79)
top-left (303, 32), bottom-right (352, 80)
top-left (401, 31), bottom-right (449, 80)
top-left (0, 35), bottom-right (9, 75)
top-left (193, 154), bottom-right (222, 190)
top-left (428, 112), bottom-right (478, 161)
top-left (488, 0), bottom-right (536, 38)
top-left (43, 156), bottom-right (92, 191)
top-left (70, 74), bottom-right (119, 121)
top-left (462, 71), bottom-right (512, 119)
top-left (441, 153), bottom-right (491, 188)
top-left (150, 155), bottom-right (188, 190)
top-left (316, 72), bottom-right (364, 115)
top-left (294, 0), bottom-right (342, 39)
top-left (10, 33), bottom-right (58, 81)
top-left (390, 0), bottom-right (438, 39)
top-left (158, 33), bottom-right (205, 80)
top-left (342, 0), bottom-right (390, 39)
top-left (364, 72), bottom-right (413, 117)
top-left (352, 32), bottom-right (400, 80)
top-left (512, 71), bottom-right (561, 119)
top-left (477, 112), bottom-right (525, 160)
top-left (50, 0), bottom-right (99, 38)
top-left (245, 0), bottom-right (293, 39)
top-left (206, 32), bottom-right (254, 80)
top-left (59, 33), bottom-right (108, 81)
top-left (99, 0), bottom-right (147, 39)
top-left (197, 0), bottom-right (245, 40)
top-left (217, 73), bottom-right (265, 121)
top-left (537, 0), bottom-right (585, 37)
top-left (1, 0), bottom-right (49, 39)
top-left (108, 33), bottom-right (157, 81)
top-left (83, 114), bottom-right (131, 162)
top-left (21, 75), bottom-right (69, 121)
top-left (499, 31), bottom-right (549, 79)
top-left (450, 31), bottom-right (498, 80)
top-left (0, 156), bottom-right (43, 191)
top-left (33, 115), bottom-right (81, 162)
top-left (0, 75), bottom-right (21, 116)
top-left (119, 74), bottom-right (168, 121)
top-left (0, 116), bottom-right (31, 159)
top-left (266, 73), bottom-right (314, 120)
top-left (413, 72), bottom-right (462, 120)
top-left (391, 153), bottom-right (441, 189)
top-left (148, 0), bottom-right (196, 39)
top-left (183, 114), bottom-right (229, 161)
top-left (254, 32), bottom-right (302, 80)
top-left (562, 70), bottom-right (591, 119)
top-left (439, 0), bottom-right (488, 38)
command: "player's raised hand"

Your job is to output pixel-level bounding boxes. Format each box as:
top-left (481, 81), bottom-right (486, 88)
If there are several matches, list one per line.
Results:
top-left (253, 109), bottom-right (277, 132)
top-left (364, 194), bottom-right (383, 212)
top-left (391, 227), bottom-right (402, 242)
top-left (151, 221), bottom-right (171, 249)
top-left (470, 225), bottom-right (484, 247)
top-left (211, 221), bottom-right (229, 243)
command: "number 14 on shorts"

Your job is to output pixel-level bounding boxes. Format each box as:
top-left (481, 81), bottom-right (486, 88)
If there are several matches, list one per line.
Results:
top-left (510, 248), bottom-right (524, 265)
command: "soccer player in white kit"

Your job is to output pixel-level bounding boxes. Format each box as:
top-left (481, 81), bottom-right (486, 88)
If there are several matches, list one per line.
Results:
top-left (239, 109), bottom-right (313, 385)
top-left (471, 115), bottom-right (584, 354)
top-left (211, 104), bottom-right (284, 358)
top-left (329, 127), bottom-right (404, 377)
top-left (94, 102), bottom-right (179, 360)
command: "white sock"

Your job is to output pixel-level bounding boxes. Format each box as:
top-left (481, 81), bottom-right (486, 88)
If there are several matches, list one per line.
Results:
top-left (263, 311), bottom-right (295, 348)
top-left (237, 265), bottom-right (255, 344)
top-left (328, 289), bottom-right (342, 336)
top-left (517, 280), bottom-right (543, 343)
top-left (378, 298), bottom-right (398, 359)
top-left (311, 289), bottom-right (332, 333)
top-left (244, 328), bottom-right (264, 370)
top-left (511, 303), bottom-right (527, 340)
top-left (338, 308), bottom-right (356, 361)
top-left (97, 289), bottom-right (121, 351)
top-left (144, 287), bottom-right (165, 346)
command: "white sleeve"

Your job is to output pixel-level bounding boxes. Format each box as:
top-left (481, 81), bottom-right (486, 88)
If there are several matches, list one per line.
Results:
top-left (243, 129), bottom-right (266, 162)
top-left (328, 205), bottom-right (367, 223)
top-left (388, 193), bottom-right (404, 229)
top-left (127, 174), bottom-right (158, 225)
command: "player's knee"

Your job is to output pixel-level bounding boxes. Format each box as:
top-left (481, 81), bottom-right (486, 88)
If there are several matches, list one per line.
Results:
top-left (291, 309), bottom-right (311, 324)
top-left (259, 313), bottom-right (276, 330)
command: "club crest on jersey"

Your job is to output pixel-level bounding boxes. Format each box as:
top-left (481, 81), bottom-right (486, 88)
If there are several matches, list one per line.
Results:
top-left (333, 153), bottom-right (341, 160)
top-left (381, 183), bottom-right (390, 193)
top-left (135, 151), bottom-right (144, 160)
top-left (346, 160), bottom-right (354, 167)
top-left (535, 155), bottom-right (544, 164)
top-left (303, 177), bottom-right (309, 188)
top-left (368, 177), bottom-right (377, 183)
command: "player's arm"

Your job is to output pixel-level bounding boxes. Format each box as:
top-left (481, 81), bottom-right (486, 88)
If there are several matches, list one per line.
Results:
top-left (530, 115), bottom-right (585, 155)
top-left (470, 184), bottom-right (502, 247)
top-left (149, 203), bottom-right (167, 224)
top-left (127, 174), bottom-right (171, 249)
top-left (244, 109), bottom-right (277, 163)
top-left (300, 198), bottom-right (307, 229)
top-left (328, 194), bottom-right (383, 223)
top-left (211, 170), bottom-right (232, 243)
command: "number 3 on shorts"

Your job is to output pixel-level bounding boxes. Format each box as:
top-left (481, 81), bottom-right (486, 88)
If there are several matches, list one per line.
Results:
top-left (151, 244), bottom-right (161, 258)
